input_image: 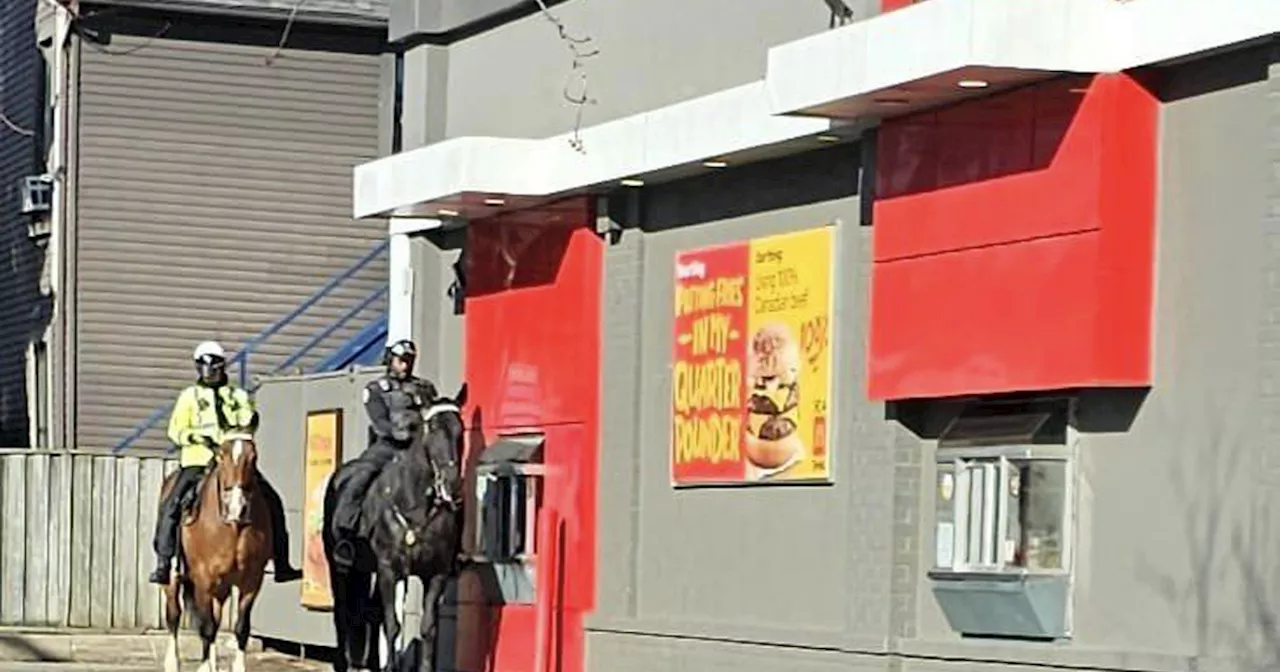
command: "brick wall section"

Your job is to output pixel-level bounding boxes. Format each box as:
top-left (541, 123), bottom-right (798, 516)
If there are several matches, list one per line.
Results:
top-left (842, 223), bottom-right (911, 645)
top-left (595, 224), bottom-right (645, 624)
top-left (889, 387), bottom-right (923, 638)
top-left (0, 0), bottom-right (43, 447)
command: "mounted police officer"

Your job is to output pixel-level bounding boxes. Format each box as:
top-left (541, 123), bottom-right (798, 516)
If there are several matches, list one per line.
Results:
top-left (148, 340), bottom-right (304, 585)
top-left (330, 338), bottom-right (436, 568)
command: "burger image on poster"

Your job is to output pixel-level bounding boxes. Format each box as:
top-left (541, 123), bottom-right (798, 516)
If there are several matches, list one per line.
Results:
top-left (744, 322), bottom-right (804, 480)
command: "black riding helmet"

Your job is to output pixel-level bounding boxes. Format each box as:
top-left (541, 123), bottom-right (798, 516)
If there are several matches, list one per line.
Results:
top-left (383, 338), bottom-right (418, 367)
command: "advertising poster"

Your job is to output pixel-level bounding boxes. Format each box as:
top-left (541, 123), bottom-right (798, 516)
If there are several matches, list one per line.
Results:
top-left (671, 225), bottom-right (834, 485)
top-left (301, 409), bottom-right (342, 610)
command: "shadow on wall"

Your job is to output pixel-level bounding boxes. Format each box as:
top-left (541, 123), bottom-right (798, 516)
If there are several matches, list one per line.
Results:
top-left (885, 387), bottom-right (1151, 441)
top-left (467, 207), bottom-right (579, 297)
top-left (876, 74), bottom-right (1089, 200)
top-left (0, 0), bottom-right (53, 448)
top-left (1134, 397), bottom-right (1280, 672)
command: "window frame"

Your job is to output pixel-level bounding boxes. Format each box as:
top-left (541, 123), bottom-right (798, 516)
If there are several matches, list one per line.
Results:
top-left (469, 432), bottom-right (546, 566)
top-left (930, 403), bottom-right (1077, 580)
top-left (473, 463), bottom-right (545, 564)
top-left (25, 337), bottom-right (52, 449)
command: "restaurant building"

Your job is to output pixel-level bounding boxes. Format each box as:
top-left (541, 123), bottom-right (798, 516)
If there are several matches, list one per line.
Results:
top-left (256, 2), bottom-right (1280, 672)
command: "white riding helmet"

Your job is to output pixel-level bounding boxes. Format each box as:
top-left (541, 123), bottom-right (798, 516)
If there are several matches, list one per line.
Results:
top-left (193, 340), bottom-right (226, 362)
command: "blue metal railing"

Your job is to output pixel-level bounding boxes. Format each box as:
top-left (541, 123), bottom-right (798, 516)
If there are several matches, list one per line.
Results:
top-left (267, 285), bottom-right (388, 377)
top-left (111, 240), bottom-right (390, 454)
top-left (313, 313), bottom-right (388, 373)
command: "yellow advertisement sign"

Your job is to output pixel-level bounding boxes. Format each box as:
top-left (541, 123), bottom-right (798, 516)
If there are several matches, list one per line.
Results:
top-left (301, 409), bottom-right (342, 610)
top-left (672, 225), bottom-right (834, 485)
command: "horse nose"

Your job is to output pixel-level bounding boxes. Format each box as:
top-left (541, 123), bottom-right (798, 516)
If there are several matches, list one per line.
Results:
top-left (225, 486), bottom-right (248, 522)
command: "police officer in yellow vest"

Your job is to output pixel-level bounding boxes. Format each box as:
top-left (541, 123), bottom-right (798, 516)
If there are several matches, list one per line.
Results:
top-left (147, 340), bottom-right (303, 585)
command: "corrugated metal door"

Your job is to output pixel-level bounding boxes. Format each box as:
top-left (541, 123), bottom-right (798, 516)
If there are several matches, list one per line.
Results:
top-left (75, 36), bottom-right (386, 452)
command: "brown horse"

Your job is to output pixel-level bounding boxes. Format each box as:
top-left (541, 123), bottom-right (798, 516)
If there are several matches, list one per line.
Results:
top-left (157, 431), bottom-right (272, 672)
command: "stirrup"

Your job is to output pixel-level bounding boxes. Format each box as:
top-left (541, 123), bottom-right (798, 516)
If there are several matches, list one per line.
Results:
top-left (332, 538), bottom-right (356, 568)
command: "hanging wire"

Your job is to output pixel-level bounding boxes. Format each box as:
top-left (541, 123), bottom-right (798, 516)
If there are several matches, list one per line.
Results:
top-left (0, 110), bottom-right (35, 137)
top-left (81, 21), bottom-right (173, 56)
top-left (264, 0), bottom-right (308, 66)
top-left (531, 0), bottom-right (600, 154)
top-left (44, 0), bottom-right (307, 65)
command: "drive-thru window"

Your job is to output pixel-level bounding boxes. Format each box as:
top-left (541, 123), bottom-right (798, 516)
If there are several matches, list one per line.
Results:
top-left (929, 398), bottom-right (1075, 640)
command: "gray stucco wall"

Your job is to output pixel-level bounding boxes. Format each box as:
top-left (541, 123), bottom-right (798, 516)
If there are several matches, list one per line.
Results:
top-left (396, 0), bottom-right (876, 145)
top-left (589, 145), bottom-right (920, 672)
top-left (252, 367), bottom-right (382, 646)
top-left (589, 45), bottom-right (1280, 672)
top-left (901, 44), bottom-right (1279, 672)
top-left (411, 228), bottom-right (466, 394)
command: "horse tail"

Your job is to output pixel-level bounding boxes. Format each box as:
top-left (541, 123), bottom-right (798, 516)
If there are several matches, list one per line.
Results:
top-left (179, 575), bottom-right (208, 634)
top-left (321, 470), bottom-right (338, 545)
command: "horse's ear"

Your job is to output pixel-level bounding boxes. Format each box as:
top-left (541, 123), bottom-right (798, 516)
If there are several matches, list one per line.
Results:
top-left (420, 380), bottom-right (439, 401)
top-left (455, 383), bottom-right (468, 408)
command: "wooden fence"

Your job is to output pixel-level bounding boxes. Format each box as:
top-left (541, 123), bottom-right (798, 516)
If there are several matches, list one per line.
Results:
top-left (0, 449), bottom-right (178, 630)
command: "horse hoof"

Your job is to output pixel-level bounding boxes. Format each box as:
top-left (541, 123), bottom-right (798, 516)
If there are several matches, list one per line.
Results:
top-left (232, 649), bottom-right (246, 672)
top-left (164, 637), bottom-right (181, 672)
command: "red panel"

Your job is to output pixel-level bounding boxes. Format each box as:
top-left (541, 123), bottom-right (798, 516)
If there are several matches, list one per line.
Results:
top-left (881, 0), bottom-right (921, 11)
top-left (458, 197), bottom-right (601, 672)
top-left (465, 202), bottom-right (601, 429)
top-left (874, 76), bottom-right (1098, 261)
top-left (867, 74), bottom-right (1158, 400)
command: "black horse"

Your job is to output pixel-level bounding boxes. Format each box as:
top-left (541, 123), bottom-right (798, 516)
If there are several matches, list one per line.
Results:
top-left (323, 383), bottom-right (467, 672)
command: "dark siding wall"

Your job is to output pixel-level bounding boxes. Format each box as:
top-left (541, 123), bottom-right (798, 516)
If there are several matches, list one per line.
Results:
top-left (74, 36), bottom-right (385, 452)
top-left (0, 0), bottom-right (45, 448)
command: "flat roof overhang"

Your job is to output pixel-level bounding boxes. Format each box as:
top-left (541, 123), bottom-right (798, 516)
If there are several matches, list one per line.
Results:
top-left (354, 0), bottom-right (1280, 230)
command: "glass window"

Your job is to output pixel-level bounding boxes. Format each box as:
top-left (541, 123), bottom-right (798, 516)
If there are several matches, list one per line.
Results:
top-left (932, 400), bottom-right (1072, 575)
top-left (475, 471), bottom-right (542, 562)
top-left (1011, 459), bottom-right (1066, 571)
top-left (934, 456), bottom-right (1069, 573)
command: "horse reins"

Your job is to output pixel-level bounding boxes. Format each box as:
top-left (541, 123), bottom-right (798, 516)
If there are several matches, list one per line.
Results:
top-left (388, 402), bottom-right (463, 548)
top-left (421, 402), bottom-right (462, 508)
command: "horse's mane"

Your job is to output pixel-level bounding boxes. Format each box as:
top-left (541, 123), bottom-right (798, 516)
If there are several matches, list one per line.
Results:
top-left (362, 408), bottom-right (438, 525)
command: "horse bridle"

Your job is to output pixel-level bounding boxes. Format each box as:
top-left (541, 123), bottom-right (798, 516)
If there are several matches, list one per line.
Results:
top-left (388, 402), bottom-right (463, 547)
top-left (213, 432), bottom-right (256, 524)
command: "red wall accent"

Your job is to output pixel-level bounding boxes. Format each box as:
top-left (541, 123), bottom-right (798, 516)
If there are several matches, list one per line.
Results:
top-left (455, 197), bottom-right (600, 672)
top-left (867, 74), bottom-right (1158, 400)
top-left (880, 0), bottom-right (920, 11)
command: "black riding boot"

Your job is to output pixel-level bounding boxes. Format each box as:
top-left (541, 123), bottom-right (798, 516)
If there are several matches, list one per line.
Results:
top-left (330, 465), bottom-right (378, 569)
top-left (259, 478), bottom-right (304, 583)
top-left (149, 485), bottom-right (184, 585)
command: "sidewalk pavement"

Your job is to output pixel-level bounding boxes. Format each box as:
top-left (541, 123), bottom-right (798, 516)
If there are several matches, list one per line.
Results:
top-left (0, 629), bottom-right (326, 670)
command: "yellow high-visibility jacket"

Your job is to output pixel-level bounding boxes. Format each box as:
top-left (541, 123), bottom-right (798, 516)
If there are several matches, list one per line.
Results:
top-left (167, 383), bottom-right (257, 468)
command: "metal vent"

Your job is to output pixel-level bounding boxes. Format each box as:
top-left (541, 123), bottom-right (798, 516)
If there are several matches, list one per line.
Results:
top-left (18, 174), bottom-right (52, 216)
top-left (940, 412), bottom-right (1052, 448)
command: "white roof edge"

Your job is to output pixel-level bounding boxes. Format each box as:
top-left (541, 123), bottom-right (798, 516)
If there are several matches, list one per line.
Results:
top-left (767, 0), bottom-right (1280, 116)
top-left (354, 81), bottom-right (831, 219)
top-left (355, 0), bottom-right (1280, 221)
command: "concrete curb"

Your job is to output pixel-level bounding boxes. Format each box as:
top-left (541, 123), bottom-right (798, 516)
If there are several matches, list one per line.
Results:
top-left (0, 629), bottom-right (264, 663)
